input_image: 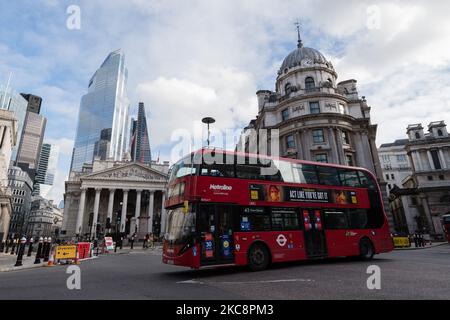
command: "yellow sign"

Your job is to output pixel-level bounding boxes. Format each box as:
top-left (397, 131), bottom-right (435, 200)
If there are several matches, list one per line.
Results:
top-left (393, 236), bottom-right (410, 248)
top-left (55, 245), bottom-right (77, 259)
top-left (250, 190), bottom-right (259, 200)
top-left (183, 200), bottom-right (189, 213)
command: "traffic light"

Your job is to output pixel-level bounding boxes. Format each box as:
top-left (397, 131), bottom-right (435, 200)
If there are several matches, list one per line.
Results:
top-left (116, 211), bottom-right (121, 224)
top-left (106, 218), bottom-right (111, 229)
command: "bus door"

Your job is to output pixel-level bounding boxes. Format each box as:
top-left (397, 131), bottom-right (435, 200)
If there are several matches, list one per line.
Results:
top-left (198, 204), bottom-right (235, 265)
top-left (302, 209), bottom-right (327, 258)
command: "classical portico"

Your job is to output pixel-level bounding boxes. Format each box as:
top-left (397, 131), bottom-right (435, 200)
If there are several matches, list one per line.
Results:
top-left (63, 160), bottom-right (169, 240)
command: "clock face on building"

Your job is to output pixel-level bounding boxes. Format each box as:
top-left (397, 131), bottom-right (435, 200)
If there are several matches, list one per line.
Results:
top-left (302, 58), bottom-right (313, 66)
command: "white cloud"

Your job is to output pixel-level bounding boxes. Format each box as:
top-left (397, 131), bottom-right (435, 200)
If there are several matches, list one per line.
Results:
top-left (45, 137), bottom-right (73, 156)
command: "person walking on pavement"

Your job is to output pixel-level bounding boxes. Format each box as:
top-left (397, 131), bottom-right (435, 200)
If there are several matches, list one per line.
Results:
top-left (143, 233), bottom-right (149, 249)
top-left (130, 233), bottom-right (136, 249)
top-left (413, 233), bottom-right (419, 247)
top-left (149, 233), bottom-right (155, 248)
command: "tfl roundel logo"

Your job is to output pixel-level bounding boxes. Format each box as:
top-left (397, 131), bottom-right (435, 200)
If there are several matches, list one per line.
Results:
top-left (276, 234), bottom-right (287, 247)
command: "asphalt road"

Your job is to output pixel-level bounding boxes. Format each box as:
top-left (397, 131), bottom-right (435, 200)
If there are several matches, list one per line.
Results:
top-left (0, 245), bottom-right (449, 300)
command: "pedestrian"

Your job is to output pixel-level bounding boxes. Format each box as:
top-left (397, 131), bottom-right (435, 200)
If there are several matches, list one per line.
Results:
top-left (143, 233), bottom-right (149, 249)
top-left (413, 233), bottom-right (419, 247)
top-left (419, 233), bottom-right (425, 247)
top-left (130, 233), bottom-right (135, 249)
top-left (149, 233), bottom-right (155, 248)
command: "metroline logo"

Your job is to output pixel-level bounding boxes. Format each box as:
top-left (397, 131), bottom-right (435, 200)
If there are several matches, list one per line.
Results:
top-left (209, 184), bottom-right (233, 191)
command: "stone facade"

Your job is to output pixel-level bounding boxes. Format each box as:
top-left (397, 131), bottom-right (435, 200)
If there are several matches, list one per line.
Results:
top-left (26, 196), bottom-right (63, 238)
top-left (0, 109), bottom-right (17, 242)
top-left (7, 166), bottom-right (33, 237)
top-left (62, 158), bottom-right (169, 240)
top-left (390, 121), bottom-right (450, 237)
top-left (378, 139), bottom-right (413, 196)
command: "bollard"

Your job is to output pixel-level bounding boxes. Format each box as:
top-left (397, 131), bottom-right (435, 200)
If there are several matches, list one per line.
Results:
top-left (44, 237), bottom-right (51, 262)
top-left (27, 237), bottom-right (34, 257)
top-left (42, 237), bottom-right (48, 262)
top-left (10, 238), bottom-right (17, 255)
top-left (5, 238), bottom-right (10, 253)
top-left (34, 237), bottom-right (44, 264)
top-left (0, 240), bottom-right (4, 253)
top-left (14, 237), bottom-right (27, 267)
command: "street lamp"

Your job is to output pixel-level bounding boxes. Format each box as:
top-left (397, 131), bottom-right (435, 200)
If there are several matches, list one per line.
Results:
top-left (202, 117), bottom-right (215, 147)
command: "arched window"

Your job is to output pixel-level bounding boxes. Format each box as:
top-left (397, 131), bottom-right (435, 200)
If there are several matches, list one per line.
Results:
top-left (285, 82), bottom-right (291, 95)
top-left (437, 129), bottom-right (443, 136)
top-left (305, 77), bottom-right (315, 91)
top-left (415, 132), bottom-right (420, 139)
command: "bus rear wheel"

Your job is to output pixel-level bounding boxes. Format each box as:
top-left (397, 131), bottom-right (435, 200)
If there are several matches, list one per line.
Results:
top-left (248, 243), bottom-right (270, 271)
top-left (359, 238), bottom-right (374, 261)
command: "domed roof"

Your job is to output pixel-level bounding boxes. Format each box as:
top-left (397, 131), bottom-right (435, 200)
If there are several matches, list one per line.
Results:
top-left (279, 45), bottom-right (329, 72)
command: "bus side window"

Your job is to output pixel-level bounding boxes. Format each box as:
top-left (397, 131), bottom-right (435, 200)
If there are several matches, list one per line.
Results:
top-left (240, 207), bottom-right (271, 231)
top-left (358, 171), bottom-right (377, 190)
top-left (323, 210), bottom-right (348, 229)
top-left (347, 209), bottom-right (368, 229)
top-left (339, 169), bottom-right (361, 187)
top-left (317, 166), bottom-right (341, 186)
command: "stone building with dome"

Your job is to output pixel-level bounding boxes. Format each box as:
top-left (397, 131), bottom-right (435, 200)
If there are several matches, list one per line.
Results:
top-left (245, 34), bottom-right (391, 228)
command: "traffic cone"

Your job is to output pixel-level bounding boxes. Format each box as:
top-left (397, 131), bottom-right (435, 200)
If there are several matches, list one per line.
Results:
top-left (46, 252), bottom-right (54, 267)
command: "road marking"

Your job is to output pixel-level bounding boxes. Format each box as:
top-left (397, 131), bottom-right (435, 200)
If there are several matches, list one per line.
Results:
top-left (177, 278), bottom-right (313, 285)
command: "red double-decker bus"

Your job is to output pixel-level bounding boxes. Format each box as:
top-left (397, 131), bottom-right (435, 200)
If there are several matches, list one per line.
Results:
top-left (442, 214), bottom-right (450, 243)
top-left (162, 148), bottom-right (393, 271)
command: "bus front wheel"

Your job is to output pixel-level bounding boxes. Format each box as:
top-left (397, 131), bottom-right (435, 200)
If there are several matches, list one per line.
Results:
top-left (248, 243), bottom-right (270, 271)
top-left (359, 238), bottom-right (374, 261)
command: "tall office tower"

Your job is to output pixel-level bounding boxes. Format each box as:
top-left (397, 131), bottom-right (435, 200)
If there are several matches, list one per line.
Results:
top-left (70, 49), bottom-right (130, 172)
top-left (20, 93), bottom-right (42, 114)
top-left (16, 112), bottom-right (47, 180)
top-left (130, 102), bottom-right (151, 164)
top-left (34, 143), bottom-right (59, 197)
top-left (0, 85), bottom-right (28, 162)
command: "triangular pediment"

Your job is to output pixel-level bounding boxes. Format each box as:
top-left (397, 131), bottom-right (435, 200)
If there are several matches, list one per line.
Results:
top-left (83, 162), bottom-right (168, 182)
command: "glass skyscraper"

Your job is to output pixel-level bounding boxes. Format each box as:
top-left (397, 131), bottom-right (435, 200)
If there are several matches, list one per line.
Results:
top-left (70, 49), bottom-right (130, 172)
top-left (34, 143), bottom-right (59, 197)
top-left (130, 102), bottom-right (151, 164)
top-left (0, 85), bottom-right (28, 163)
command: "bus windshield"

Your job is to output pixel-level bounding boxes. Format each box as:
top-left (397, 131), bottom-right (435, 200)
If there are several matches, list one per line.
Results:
top-left (165, 207), bottom-right (196, 244)
top-left (169, 157), bottom-right (196, 182)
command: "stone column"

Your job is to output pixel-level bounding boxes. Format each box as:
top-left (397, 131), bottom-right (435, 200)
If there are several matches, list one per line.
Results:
top-left (328, 127), bottom-right (339, 164)
top-left (91, 188), bottom-right (101, 239)
top-left (412, 151), bottom-right (422, 171)
top-left (121, 189), bottom-right (129, 233)
top-left (438, 149), bottom-right (447, 169)
top-left (131, 189), bottom-right (142, 234)
top-left (335, 128), bottom-right (346, 165)
top-left (160, 191), bottom-right (167, 237)
top-left (107, 189), bottom-right (115, 226)
top-left (75, 187), bottom-right (87, 236)
top-left (147, 191), bottom-right (154, 234)
top-left (427, 150), bottom-right (435, 170)
top-left (1, 204), bottom-right (10, 242)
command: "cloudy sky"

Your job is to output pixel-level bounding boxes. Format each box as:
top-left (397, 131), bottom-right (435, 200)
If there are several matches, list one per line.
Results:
top-left (1, 0), bottom-right (450, 204)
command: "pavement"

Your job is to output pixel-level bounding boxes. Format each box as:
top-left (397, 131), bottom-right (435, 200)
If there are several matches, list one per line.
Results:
top-left (0, 252), bottom-right (46, 272)
top-left (0, 243), bottom-right (163, 272)
top-left (394, 241), bottom-right (448, 250)
top-left (0, 243), bottom-right (449, 299)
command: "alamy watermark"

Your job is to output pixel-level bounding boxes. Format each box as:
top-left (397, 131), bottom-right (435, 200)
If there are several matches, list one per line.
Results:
top-left (366, 265), bottom-right (381, 290)
top-left (66, 265), bottom-right (81, 290)
top-left (66, 5), bottom-right (81, 30)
